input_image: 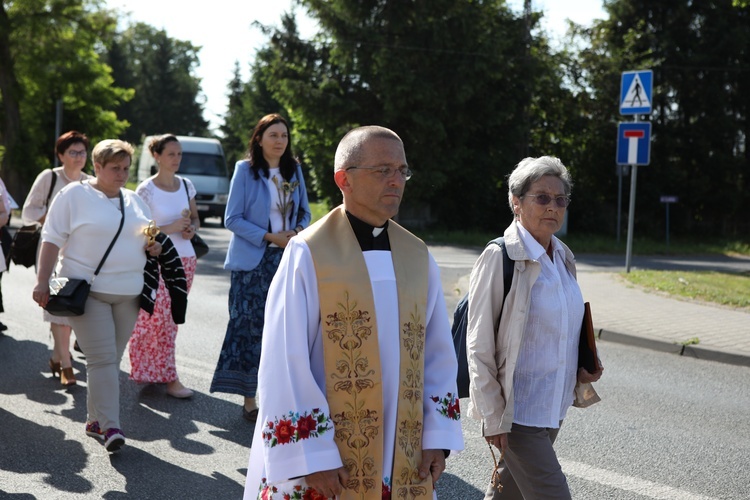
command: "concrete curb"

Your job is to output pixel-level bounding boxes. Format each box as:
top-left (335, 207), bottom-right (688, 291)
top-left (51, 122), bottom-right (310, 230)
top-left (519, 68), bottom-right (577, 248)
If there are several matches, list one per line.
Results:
top-left (597, 328), bottom-right (750, 368)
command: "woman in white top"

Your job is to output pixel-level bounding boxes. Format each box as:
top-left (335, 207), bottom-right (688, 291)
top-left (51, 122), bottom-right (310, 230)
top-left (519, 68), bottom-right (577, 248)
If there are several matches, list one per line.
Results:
top-left (32, 139), bottom-right (161, 453)
top-left (129, 134), bottom-right (200, 399)
top-left (467, 156), bottom-right (603, 500)
top-left (22, 131), bottom-right (92, 386)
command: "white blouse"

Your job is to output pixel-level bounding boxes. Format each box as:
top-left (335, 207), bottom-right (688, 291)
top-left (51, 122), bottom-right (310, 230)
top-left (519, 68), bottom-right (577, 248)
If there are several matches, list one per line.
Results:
top-left (135, 177), bottom-right (197, 258)
top-left (512, 223), bottom-right (584, 428)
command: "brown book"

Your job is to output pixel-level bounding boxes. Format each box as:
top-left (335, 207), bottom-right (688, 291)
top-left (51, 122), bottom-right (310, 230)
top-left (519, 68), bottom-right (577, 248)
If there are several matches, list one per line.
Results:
top-left (578, 302), bottom-right (601, 373)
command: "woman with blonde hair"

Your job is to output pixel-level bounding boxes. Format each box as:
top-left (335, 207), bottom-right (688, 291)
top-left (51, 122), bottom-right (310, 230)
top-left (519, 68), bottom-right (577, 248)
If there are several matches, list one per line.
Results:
top-left (32, 139), bottom-right (161, 453)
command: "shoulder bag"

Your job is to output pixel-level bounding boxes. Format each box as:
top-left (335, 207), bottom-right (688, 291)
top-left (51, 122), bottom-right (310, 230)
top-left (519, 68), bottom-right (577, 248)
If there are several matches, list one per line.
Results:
top-left (45, 191), bottom-right (125, 316)
top-left (452, 237), bottom-right (513, 399)
top-left (10, 170), bottom-right (56, 268)
top-left (181, 178), bottom-right (209, 259)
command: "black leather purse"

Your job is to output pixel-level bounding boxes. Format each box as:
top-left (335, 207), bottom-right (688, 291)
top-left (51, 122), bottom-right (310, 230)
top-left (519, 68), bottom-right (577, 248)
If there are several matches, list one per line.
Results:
top-left (181, 178), bottom-right (209, 259)
top-left (10, 170), bottom-right (56, 268)
top-left (45, 191), bottom-right (125, 316)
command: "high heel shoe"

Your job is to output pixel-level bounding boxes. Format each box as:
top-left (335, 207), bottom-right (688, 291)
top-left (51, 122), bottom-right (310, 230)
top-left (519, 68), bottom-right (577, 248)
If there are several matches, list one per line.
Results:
top-left (49, 359), bottom-right (62, 378)
top-left (60, 367), bottom-right (77, 386)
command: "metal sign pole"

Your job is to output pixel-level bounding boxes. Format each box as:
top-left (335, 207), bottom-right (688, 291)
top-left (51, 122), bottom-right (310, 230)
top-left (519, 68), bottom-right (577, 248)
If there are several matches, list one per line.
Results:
top-left (625, 164), bottom-right (638, 273)
top-left (617, 166), bottom-right (623, 244)
top-left (665, 202), bottom-right (670, 251)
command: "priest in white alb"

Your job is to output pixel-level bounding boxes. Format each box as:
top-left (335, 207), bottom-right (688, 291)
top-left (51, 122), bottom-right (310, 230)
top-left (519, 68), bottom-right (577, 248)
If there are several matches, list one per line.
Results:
top-left (243, 126), bottom-right (464, 500)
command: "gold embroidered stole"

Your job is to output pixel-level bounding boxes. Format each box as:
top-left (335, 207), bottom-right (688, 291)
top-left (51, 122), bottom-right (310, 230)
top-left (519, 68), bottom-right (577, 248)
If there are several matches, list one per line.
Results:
top-left (303, 206), bottom-right (431, 500)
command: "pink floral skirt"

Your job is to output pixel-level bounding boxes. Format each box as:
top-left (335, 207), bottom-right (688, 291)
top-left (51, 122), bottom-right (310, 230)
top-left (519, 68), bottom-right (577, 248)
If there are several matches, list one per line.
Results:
top-left (129, 256), bottom-right (196, 383)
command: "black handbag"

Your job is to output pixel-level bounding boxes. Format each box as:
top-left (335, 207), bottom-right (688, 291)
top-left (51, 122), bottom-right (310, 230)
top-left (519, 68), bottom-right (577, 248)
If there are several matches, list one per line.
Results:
top-left (44, 278), bottom-right (91, 316)
top-left (190, 233), bottom-right (209, 259)
top-left (1, 225), bottom-right (12, 269)
top-left (45, 191), bottom-right (125, 317)
top-left (9, 224), bottom-right (41, 268)
top-left (10, 170), bottom-right (57, 268)
top-left (182, 178), bottom-right (209, 259)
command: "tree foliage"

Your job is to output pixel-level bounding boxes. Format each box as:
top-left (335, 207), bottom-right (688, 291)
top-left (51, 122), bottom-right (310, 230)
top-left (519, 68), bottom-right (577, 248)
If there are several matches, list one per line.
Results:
top-left (0, 0), bottom-right (131, 196)
top-left (568, 0), bottom-right (750, 237)
top-left (227, 0), bottom-right (749, 238)
top-left (107, 22), bottom-right (208, 143)
top-left (242, 1), bottom-right (556, 231)
top-left (219, 59), bottom-right (286, 171)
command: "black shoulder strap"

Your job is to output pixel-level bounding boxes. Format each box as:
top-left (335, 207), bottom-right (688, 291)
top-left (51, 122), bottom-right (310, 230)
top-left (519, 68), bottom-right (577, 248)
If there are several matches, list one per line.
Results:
top-left (488, 236), bottom-right (513, 305)
top-left (45, 169), bottom-right (57, 206)
top-left (181, 177), bottom-right (190, 205)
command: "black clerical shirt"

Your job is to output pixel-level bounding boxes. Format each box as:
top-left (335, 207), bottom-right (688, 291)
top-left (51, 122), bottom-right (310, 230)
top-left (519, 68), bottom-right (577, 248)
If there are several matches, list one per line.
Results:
top-left (346, 211), bottom-right (391, 251)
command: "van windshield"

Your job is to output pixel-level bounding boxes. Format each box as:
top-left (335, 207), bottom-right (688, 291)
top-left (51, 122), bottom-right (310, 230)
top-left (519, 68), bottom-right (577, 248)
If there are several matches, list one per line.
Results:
top-left (179, 152), bottom-right (226, 177)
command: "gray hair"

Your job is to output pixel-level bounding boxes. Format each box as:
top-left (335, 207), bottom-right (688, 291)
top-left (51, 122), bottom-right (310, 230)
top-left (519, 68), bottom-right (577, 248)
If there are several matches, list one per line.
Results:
top-left (334, 126), bottom-right (403, 171)
top-left (507, 156), bottom-right (572, 212)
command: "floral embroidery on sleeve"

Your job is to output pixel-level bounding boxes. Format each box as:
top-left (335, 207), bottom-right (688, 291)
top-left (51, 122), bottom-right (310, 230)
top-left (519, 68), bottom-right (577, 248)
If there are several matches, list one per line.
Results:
top-left (262, 408), bottom-right (333, 448)
top-left (430, 393), bottom-right (461, 421)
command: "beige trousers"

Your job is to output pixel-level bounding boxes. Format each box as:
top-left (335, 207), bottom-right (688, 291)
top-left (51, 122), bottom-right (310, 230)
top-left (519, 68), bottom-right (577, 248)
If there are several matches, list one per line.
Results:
top-left (485, 423), bottom-right (571, 500)
top-left (69, 291), bottom-right (139, 432)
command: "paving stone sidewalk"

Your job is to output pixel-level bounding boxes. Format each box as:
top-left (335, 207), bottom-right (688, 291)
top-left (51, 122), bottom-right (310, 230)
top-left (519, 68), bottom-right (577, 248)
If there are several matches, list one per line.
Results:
top-left (576, 270), bottom-right (750, 367)
top-left (451, 258), bottom-right (750, 368)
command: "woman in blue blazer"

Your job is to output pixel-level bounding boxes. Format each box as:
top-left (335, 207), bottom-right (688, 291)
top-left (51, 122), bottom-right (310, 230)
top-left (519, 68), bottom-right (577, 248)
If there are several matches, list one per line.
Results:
top-left (210, 114), bottom-right (311, 421)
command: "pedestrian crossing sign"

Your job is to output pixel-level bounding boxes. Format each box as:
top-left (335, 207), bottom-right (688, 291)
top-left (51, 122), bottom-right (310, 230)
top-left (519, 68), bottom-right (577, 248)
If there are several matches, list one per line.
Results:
top-left (620, 70), bottom-right (653, 115)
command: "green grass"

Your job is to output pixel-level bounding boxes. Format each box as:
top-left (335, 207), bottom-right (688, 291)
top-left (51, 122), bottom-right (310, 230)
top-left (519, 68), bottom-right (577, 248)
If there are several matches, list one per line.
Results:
top-left (620, 269), bottom-right (750, 310)
top-left (413, 229), bottom-right (750, 257)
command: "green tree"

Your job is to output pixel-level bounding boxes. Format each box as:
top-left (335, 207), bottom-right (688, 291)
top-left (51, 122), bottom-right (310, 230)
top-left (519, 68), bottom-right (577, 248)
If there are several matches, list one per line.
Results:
top-left (107, 22), bottom-right (208, 143)
top-left (0, 0), bottom-right (131, 196)
top-left (254, 2), bottom-right (555, 231)
top-left (219, 59), bottom-right (286, 171)
top-left (570, 0), bottom-right (750, 237)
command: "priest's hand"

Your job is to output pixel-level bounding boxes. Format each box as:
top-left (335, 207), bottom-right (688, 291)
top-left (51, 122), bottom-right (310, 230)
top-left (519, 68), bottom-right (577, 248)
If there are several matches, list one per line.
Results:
top-left (305, 466), bottom-right (349, 498)
top-left (419, 449), bottom-right (446, 486)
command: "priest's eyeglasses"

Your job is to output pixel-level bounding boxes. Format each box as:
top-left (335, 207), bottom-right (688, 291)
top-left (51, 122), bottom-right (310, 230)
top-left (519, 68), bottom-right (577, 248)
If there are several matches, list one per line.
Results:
top-left (522, 193), bottom-right (571, 208)
top-left (345, 165), bottom-right (413, 181)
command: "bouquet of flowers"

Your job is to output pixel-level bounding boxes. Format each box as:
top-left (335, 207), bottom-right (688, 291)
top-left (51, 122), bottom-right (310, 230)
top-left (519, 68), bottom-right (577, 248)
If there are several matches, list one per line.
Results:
top-left (271, 176), bottom-right (299, 230)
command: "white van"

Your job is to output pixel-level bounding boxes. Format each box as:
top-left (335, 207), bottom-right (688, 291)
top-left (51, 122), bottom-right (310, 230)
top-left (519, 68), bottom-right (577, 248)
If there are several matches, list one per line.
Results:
top-left (138, 136), bottom-right (229, 225)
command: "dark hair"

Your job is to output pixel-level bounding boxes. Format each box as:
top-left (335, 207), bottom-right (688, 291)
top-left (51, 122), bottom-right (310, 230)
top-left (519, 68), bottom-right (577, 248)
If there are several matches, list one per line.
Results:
top-left (56, 131), bottom-right (90, 156)
top-left (148, 134), bottom-right (179, 156)
top-left (246, 114), bottom-right (297, 180)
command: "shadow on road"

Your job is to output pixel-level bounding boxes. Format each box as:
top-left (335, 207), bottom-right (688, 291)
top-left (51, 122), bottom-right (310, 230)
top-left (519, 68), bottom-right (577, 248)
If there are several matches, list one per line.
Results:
top-left (437, 471), bottom-right (485, 499)
top-left (104, 447), bottom-right (243, 499)
top-left (0, 332), bottom-right (253, 497)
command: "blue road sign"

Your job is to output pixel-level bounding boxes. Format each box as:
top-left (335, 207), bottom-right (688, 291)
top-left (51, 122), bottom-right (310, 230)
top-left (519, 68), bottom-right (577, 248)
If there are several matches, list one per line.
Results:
top-left (617, 123), bottom-right (651, 165)
top-left (620, 70), bottom-right (653, 115)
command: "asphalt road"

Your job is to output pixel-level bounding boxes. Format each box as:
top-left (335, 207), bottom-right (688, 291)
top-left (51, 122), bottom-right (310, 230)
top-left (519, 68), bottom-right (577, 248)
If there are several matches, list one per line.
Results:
top-left (1, 220), bottom-right (748, 499)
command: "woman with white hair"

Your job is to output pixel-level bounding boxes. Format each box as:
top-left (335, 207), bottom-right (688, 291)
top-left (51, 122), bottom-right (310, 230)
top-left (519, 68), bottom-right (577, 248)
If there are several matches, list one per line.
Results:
top-left (466, 156), bottom-right (603, 499)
